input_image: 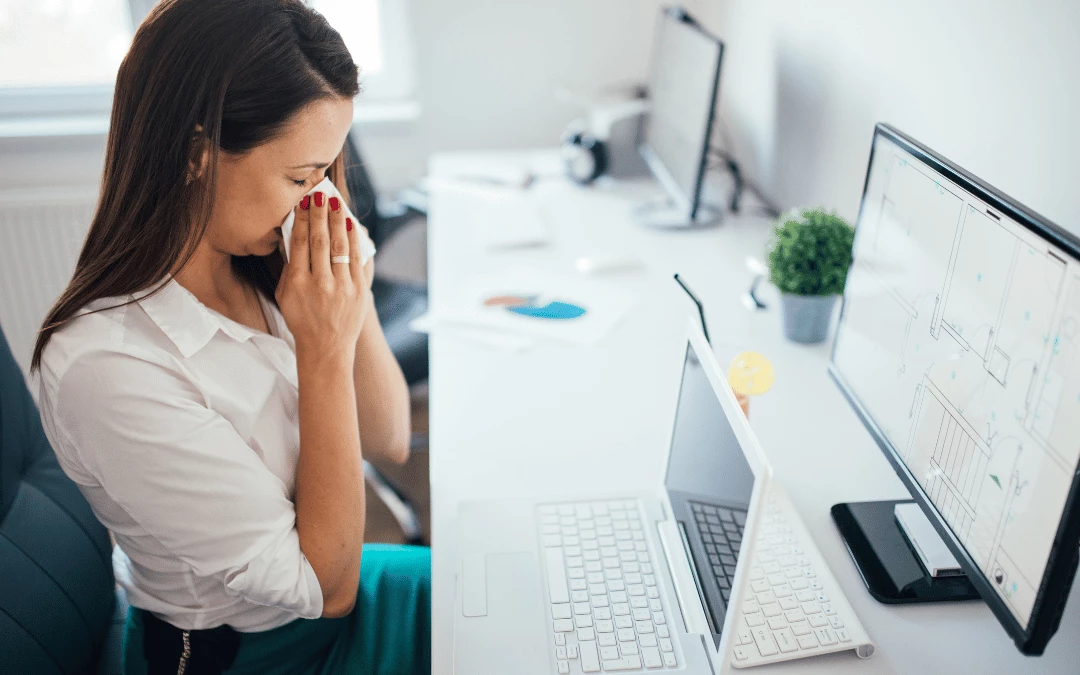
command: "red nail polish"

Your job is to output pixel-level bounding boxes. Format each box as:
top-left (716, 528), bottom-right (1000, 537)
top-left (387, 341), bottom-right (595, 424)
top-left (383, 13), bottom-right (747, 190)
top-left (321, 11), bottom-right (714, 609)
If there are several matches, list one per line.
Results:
top-left (314, 192), bottom-right (324, 208)
top-left (299, 195), bottom-right (310, 210)
top-left (329, 196), bottom-right (340, 212)
top-left (346, 217), bottom-right (353, 232)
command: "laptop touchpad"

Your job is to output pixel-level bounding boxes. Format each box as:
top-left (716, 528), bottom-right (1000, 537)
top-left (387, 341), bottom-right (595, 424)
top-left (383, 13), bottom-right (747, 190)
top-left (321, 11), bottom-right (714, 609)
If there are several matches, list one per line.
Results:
top-left (455, 551), bottom-right (549, 674)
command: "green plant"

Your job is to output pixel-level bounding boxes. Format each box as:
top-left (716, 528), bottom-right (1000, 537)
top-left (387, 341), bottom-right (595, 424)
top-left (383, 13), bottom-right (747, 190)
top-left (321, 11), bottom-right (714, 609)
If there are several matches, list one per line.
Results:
top-left (767, 209), bottom-right (855, 296)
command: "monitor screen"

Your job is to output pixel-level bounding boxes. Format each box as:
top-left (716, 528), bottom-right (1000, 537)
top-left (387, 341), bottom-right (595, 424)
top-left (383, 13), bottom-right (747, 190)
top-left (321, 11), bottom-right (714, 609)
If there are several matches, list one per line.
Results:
top-left (639, 7), bottom-right (723, 218)
top-left (832, 124), bottom-right (1080, 652)
top-left (665, 340), bottom-right (755, 643)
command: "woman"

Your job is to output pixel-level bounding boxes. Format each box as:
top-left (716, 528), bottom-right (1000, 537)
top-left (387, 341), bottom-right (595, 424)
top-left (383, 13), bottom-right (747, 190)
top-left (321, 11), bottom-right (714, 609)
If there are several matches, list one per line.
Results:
top-left (31, 1), bottom-right (429, 673)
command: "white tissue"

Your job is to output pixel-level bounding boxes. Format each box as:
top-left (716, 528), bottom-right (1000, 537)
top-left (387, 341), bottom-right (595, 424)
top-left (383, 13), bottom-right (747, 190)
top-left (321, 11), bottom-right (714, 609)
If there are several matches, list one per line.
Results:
top-left (280, 177), bottom-right (377, 264)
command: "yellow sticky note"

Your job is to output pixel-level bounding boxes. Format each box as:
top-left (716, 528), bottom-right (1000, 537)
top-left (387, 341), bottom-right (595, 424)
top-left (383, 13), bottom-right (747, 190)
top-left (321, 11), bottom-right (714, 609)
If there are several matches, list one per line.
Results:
top-left (728, 352), bottom-right (775, 396)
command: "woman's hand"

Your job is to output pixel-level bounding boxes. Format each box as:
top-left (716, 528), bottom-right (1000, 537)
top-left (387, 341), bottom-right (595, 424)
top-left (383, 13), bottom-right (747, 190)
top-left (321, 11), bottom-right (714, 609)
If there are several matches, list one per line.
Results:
top-left (275, 191), bottom-right (369, 363)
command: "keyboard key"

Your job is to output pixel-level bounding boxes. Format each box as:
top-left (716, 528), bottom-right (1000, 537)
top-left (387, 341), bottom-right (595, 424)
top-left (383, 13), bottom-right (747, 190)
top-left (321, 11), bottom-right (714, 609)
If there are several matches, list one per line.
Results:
top-left (821, 603), bottom-right (835, 615)
top-left (568, 644), bottom-right (579, 659)
top-left (816, 591), bottom-right (829, 603)
top-left (653, 612), bottom-right (665, 625)
top-left (633, 608), bottom-right (650, 621)
top-left (574, 602), bottom-right (591, 615)
top-left (767, 617), bottom-right (787, 630)
top-left (554, 619), bottom-right (574, 632)
top-left (773, 584), bottom-right (793, 598)
top-left (761, 603), bottom-right (782, 618)
top-left (649, 599), bottom-right (662, 612)
top-left (570, 579), bottom-right (588, 591)
top-left (557, 646), bottom-right (567, 659)
top-left (595, 608), bottom-right (612, 620)
top-left (635, 621), bottom-right (654, 634)
top-left (639, 634), bottom-right (658, 647)
top-left (797, 633), bottom-right (818, 650)
top-left (751, 579), bottom-right (769, 593)
top-left (617, 628), bottom-right (635, 642)
top-left (552, 604), bottom-right (571, 620)
top-left (749, 566), bottom-right (765, 580)
top-left (659, 638), bottom-right (673, 652)
top-left (733, 645), bottom-right (750, 661)
top-left (796, 590), bottom-right (815, 602)
top-left (751, 627), bottom-right (779, 657)
top-left (599, 656), bottom-right (642, 671)
top-left (572, 590), bottom-right (589, 603)
top-left (745, 612), bottom-right (765, 627)
top-left (810, 580), bottom-right (824, 591)
top-left (767, 573), bottom-right (786, 586)
top-left (621, 642), bottom-right (639, 656)
top-left (558, 660), bottom-right (569, 674)
top-left (814, 627), bottom-right (837, 646)
top-left (785, 609), bottom-right (805, 624)
top-left (779, 597), bottom-right (798, 610)
top-left (641, 646), bottom-right (663, 668)
top-left (576, 615), bottom-right (593, 628)
top-left (646, 587), bottom-right (659, 599)
top-left (774, 628), bottom-right (798, 653)
top-left (663, 652), bottom-right (677, 667)
top-left (598, 634), bottom-right (617, 647)
top-left (615, 616), bottom-right (632, 629)
top-left (790, 621), bottom-right (812, 636)
top-left (808, 614), bottom-right (828, 628)
top-left (737, 628), bottom-right (753, 645)
top-left (596, 620), bottom-right (614, 633)
top-left (801, 602), bottom-right (821, 614)
top-left (836, 628), bottom-right (852, 643)
top-left (589, 584), bottom-right (606, 596)
top-left (581, 640), bottom-right (601, 672)
top-left (755, 591), bottom-right (777, 605)
top-left (555, 634), bottom-right (566, 646)
top-left (829, 616), bottom-right (844, 629)
top-left (592, 596), bottom-right (609, 608)
top-left (612, 603), bottom-right (630, 616)
top-left (790, 579), bottom-right (809, 590)
top-left (599, 646), bottom-right (620, 660)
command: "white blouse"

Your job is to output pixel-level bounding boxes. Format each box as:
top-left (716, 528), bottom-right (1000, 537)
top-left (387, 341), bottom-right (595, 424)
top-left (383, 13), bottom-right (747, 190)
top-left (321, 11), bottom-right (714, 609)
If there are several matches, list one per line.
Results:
top-left (37, 277), bottom-right (324, 632)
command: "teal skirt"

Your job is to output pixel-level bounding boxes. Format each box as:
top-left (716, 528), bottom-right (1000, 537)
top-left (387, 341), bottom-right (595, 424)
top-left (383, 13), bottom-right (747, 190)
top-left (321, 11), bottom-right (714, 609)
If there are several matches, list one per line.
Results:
top-left (122, 544), bottom-right (431, 675)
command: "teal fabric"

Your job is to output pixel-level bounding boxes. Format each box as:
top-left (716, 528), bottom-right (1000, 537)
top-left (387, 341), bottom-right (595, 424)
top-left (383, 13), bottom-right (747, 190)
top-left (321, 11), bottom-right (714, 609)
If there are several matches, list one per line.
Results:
top-left (0, 326), bottom-right (118, 675)
top-left (122, 544), bottom-right (431, 675)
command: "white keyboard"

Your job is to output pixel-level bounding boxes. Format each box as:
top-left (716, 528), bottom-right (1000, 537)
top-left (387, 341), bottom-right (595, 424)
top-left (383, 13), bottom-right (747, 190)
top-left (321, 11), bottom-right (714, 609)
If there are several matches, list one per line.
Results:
top-left (730, 495), bottom-right (874, 667)
top-left (539, 499), bottom-right (679, 673)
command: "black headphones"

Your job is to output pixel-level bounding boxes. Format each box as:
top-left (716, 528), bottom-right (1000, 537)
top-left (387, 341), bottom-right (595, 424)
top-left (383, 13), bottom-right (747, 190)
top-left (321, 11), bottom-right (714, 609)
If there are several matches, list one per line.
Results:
top-left (560, 130), bottom-right (608, 185)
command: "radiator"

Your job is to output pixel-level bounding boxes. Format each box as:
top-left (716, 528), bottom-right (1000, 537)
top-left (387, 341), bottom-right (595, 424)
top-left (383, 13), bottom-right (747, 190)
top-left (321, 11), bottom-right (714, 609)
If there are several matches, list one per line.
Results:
top-left (0, 187), bottom-right (97, 391)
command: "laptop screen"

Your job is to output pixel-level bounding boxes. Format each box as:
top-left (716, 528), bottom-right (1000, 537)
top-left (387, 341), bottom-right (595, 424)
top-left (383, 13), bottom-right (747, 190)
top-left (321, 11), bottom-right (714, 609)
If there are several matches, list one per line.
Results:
top-left (664, 342), bottom-right (755, 644)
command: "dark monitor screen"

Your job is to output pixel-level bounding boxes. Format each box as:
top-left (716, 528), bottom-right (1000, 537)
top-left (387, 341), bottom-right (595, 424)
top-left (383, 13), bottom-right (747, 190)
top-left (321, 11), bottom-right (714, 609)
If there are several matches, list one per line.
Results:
top-left (831, 123), bottom-right (1080, 655)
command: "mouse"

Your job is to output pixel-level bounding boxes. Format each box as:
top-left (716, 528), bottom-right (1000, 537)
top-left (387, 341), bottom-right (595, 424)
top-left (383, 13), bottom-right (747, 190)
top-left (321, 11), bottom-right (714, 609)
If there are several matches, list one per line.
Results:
top-left (575, 255), bottom-right (644, 275)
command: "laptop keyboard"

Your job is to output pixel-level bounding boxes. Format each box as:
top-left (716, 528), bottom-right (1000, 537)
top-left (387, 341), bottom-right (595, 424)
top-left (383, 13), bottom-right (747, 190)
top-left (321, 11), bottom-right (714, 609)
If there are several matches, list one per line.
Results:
top-left (689, 500), bottom-right (746, 607)
top-left (540, 500), bottom-right (678, 673)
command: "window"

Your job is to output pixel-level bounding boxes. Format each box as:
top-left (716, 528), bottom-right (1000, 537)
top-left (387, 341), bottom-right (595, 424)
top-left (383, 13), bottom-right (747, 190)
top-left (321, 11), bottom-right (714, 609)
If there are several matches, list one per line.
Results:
top-left (0, 0), bottom-right (415, 133)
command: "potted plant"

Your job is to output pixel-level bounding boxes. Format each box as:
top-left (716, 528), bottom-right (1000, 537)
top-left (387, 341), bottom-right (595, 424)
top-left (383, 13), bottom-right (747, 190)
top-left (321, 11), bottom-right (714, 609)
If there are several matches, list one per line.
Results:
top-left (767, 209), bottom-right (855, 344)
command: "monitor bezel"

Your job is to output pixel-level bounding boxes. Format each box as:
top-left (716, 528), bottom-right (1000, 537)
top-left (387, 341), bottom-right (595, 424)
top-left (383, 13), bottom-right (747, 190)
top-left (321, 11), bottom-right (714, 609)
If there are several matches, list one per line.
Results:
top-left (637, 6), bottom-right (724, 222)
top-left (829, 122), bottom-right (1080, 655)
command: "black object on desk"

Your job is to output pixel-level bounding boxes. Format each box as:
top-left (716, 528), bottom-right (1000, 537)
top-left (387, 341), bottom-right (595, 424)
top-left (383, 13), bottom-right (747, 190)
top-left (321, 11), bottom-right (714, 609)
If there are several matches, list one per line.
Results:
top-left (831, 500), bottom-right (980, 604)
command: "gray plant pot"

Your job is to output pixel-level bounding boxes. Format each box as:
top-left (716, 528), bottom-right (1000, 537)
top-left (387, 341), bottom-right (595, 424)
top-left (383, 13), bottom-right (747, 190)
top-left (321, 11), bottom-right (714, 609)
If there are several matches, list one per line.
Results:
top-left (780, 293), bottom-right (839, 344)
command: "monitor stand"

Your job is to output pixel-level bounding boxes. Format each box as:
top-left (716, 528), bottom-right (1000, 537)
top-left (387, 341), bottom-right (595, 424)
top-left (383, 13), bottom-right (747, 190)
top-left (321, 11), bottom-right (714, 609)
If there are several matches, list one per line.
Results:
top-left (831, 499), bottom-right (982, 603)
top-left (632, 197), bottom-right (722, 229)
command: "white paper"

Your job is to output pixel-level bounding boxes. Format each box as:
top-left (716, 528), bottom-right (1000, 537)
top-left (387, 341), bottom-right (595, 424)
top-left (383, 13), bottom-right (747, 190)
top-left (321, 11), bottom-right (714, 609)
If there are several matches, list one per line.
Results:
top-left (280, 176), bottom-right (376, 263)
top-left (439, 181), bottom-right (551, 250)
top-left (435, 267), bottom-right (633, 344)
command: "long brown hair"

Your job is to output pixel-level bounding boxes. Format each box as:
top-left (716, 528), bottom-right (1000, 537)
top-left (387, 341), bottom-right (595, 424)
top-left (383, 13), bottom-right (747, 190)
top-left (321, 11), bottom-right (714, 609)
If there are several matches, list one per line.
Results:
top-left (31, 0), bottom-right (359, 372)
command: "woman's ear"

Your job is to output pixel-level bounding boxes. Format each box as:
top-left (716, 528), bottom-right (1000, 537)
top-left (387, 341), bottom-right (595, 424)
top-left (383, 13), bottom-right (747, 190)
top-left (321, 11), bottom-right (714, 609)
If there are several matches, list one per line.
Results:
top-left (186, 124), bottom-right (209, 184)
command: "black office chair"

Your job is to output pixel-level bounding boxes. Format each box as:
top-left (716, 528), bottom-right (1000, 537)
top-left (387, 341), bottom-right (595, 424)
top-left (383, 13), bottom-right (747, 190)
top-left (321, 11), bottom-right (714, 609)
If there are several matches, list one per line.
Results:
top-left (0, 325), bottom-right (127, 674)
top-left (343, 133), bottom-right (429, 544)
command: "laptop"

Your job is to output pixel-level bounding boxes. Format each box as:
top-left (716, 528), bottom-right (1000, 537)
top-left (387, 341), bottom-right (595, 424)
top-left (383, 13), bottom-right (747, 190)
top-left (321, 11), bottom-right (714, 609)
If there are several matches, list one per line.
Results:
top-left (452, 321), bottom-right (875, 673)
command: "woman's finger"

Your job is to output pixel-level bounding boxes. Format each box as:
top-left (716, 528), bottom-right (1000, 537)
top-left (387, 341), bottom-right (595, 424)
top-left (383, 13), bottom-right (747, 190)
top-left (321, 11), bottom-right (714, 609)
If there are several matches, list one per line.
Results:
top-left (345, 214), bottom-right (363, 286)
top-left (327, 194), bottom-right (350, 283)
top-left (289, 197), bottom-right (311, 273)
top-left (308, 190), bottom-right (332, 281)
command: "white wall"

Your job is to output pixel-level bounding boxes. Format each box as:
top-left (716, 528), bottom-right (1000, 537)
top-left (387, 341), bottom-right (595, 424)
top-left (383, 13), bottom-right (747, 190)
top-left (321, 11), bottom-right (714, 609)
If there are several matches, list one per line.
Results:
top-left (360, 0), bottom-right (666, 191)
top-left (681, 0), bottom-right (1080, 234)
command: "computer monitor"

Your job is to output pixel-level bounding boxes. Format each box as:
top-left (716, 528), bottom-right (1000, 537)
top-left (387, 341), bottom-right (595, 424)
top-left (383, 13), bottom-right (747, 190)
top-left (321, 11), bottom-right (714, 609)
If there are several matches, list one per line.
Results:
top-left (830, 123), bottom-right (1080, 655)
top-left (636, 6), bottom-right (723, 228)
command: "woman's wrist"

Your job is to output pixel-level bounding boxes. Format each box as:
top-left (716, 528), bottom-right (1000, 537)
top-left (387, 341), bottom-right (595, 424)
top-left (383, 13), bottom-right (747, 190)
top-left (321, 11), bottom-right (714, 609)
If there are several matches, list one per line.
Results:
top-left (296, 343), bottom-right (355, 373)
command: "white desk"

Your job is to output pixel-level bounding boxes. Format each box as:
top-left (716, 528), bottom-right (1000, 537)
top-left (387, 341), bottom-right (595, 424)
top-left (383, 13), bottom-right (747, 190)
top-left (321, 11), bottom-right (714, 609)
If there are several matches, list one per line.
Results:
top-left (426, 150), bottom-right (1080, 674)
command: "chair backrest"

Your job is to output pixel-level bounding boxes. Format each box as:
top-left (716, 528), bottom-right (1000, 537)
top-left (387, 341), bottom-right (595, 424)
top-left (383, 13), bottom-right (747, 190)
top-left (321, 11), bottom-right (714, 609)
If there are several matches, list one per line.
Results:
top-left (0, 326), bottom-right (116, 674)
top-left (343, 132), bottom-right (388, 249)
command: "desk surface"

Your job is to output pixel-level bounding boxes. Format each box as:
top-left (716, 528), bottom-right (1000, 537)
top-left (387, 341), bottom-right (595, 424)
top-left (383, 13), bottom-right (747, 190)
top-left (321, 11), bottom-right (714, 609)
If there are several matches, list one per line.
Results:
top-left (426, 150), bottom-right (1080, 674)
